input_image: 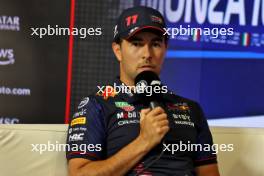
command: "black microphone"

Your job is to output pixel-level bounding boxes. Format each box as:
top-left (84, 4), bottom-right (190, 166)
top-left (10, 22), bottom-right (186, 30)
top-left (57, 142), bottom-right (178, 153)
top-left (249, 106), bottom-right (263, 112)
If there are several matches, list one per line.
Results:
top-left (134, 71), bottom-right (163, 109)
top-left (134, 71), bottom-right (167, 176)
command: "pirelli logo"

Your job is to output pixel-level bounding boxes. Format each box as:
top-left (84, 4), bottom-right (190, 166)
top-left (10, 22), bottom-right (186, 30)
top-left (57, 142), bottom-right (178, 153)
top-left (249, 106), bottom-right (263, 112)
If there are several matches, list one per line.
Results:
top-left (71, 117), bottom-right (86, 126)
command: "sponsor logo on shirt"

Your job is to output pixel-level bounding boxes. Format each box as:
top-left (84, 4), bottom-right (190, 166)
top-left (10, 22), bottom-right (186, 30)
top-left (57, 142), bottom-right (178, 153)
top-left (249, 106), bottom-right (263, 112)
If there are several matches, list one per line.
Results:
top-left (115, 101), bottom-right (135, 111)
top-left (68, 128), bottom-right (73, 134)
top-left (117, 111), bottom-right (138, 119)
top-left (167, 102), bottom-right (190, 112)
top-left (69, 127), bottom-right (87, 135)
top-left (73, 109), bottom-right (87, 118)
top-left (172, 114), bottom-right (191, 121)
top-left (118, 119), bottom-right (139, 126)
top-left (71, 117), bottom-right (86, 126)
top-left (68, 133), bottom-right (84, 142)
top-left (172, 113), bottom-right (194, 127)
top-left (116, 111), bottom-right (140, 126)
top-left (97, 86), bottom-right (117, 99)
top-left (78, 97), bottom-right (89, 109)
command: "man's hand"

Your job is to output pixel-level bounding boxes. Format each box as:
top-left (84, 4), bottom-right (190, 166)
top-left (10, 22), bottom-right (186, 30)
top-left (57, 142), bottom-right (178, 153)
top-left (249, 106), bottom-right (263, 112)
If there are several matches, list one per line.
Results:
top-left (68, 107), bottom-right (170, 176)
top-left (138, 107), bottom-right (170, 150)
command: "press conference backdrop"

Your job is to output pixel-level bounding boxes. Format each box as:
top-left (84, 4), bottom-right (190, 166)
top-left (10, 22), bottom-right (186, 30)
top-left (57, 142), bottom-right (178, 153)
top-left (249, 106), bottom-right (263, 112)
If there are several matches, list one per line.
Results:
top-left (147, 0), bottom-right (264, 119)
top-left (0, 0), bottom-right (263, 125)
top-left (0, 0), bottom-right (69, 123)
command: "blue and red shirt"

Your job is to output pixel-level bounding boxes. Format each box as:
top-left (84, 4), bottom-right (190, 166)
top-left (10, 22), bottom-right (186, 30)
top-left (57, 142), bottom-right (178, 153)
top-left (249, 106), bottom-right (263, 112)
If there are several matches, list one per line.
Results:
top-left (66, 78), bottom-right (217, 175)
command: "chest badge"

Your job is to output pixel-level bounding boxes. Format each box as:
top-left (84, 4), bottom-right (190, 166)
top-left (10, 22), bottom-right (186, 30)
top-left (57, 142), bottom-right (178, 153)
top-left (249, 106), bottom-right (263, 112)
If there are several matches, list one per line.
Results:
top-left (115, 101), bottom-right (135, 111)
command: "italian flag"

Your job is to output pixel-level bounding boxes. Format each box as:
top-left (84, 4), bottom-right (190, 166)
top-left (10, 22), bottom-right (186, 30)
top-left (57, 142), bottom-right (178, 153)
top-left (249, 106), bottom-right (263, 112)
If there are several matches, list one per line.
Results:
top-left (242, 33), bottom-right (250, 46)
top-left (192, 29), bottom-right (201, 42)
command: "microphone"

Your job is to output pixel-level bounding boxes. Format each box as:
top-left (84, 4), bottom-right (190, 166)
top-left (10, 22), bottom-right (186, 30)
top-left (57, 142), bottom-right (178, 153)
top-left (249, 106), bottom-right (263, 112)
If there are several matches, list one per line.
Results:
top-left (134, 71), bottom-right (163, 109)
top-left (134, 71), bottom-right (167, 175)
top-left (149, 101), bottom-right (159, 110)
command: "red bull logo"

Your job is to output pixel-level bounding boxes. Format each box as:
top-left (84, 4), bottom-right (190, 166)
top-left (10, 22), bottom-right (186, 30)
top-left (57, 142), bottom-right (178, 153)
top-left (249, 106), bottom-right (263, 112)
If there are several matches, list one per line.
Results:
top-left (97, 86), bottom-right (117, 100)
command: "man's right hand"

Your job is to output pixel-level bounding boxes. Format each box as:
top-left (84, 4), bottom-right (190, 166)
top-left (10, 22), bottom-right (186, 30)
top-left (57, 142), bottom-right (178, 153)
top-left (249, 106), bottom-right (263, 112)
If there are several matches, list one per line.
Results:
top-left (68, 107), bottom-right (170, 176)
top-left (138, 107), bottom-right (169, 150)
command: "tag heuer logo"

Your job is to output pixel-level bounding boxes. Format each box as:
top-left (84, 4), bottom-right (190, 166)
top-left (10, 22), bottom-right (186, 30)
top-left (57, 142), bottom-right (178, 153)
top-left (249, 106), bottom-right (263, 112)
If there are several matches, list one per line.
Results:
top-left (115, 102), bottom-right (135, 111)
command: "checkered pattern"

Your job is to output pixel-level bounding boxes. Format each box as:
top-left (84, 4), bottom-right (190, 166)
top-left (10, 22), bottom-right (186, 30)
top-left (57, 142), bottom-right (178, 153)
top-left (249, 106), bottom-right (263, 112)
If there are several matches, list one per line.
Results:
top-left (70, 0), bottom-right (135, 116)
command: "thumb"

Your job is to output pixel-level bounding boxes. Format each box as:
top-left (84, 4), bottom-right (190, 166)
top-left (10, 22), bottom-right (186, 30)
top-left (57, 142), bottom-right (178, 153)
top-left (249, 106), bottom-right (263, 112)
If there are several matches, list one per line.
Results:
top-left (140, 108), bottom-right (151, 121)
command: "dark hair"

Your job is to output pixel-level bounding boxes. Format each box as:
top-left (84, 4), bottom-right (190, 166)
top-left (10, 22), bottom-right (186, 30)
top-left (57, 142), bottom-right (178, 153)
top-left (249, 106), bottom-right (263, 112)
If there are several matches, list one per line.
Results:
top-left (114, 37), bottom-right (122, 45)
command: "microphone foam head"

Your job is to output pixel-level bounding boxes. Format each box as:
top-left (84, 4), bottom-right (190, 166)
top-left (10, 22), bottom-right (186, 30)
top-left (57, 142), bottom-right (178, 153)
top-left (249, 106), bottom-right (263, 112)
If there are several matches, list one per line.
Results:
top-left (134, 71), bottom-right (162, 99)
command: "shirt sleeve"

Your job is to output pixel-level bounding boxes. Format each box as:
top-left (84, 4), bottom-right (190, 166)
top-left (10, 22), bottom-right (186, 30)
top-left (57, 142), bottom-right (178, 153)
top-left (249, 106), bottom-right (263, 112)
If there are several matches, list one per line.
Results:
top-left (193, 102), bottom-right (217, 167)
top-left (66, 96), bottom-right (106, 161)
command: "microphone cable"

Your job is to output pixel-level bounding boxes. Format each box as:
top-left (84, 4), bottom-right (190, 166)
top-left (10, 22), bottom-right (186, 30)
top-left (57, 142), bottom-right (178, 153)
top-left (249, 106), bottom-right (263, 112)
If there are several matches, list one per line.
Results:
top-left (134, 140), bottom-right (166, 176)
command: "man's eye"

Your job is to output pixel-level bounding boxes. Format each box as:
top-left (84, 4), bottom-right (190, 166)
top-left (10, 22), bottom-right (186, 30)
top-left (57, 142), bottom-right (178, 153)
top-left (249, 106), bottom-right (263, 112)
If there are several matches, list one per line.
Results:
top-left (153, 42), bottom-right (161, 47)
top-left (132, 42), bottom-right (142, 47)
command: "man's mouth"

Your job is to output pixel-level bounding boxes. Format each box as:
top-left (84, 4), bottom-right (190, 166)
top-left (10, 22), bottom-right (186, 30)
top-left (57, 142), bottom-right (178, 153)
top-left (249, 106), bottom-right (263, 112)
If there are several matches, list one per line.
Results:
top-left (138, 65), bottom-right (155, 72)
top-left (139, 65), bottom-right (155, 68)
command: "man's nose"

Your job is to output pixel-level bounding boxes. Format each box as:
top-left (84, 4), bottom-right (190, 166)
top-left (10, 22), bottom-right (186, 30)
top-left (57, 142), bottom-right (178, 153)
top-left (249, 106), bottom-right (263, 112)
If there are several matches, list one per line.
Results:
top-left (142, 44), bottom-right (152, 60)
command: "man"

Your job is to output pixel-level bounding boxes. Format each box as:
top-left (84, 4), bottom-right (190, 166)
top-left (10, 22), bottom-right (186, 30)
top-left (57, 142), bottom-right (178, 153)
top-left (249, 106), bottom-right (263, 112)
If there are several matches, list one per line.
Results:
top-left (66, 6), bottom-right (220, 176)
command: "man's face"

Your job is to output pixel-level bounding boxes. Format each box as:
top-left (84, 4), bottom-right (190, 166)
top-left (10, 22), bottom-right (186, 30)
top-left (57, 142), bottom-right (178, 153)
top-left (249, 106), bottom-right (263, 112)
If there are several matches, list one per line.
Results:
top-left (114, 31), bottom-right (167, 83)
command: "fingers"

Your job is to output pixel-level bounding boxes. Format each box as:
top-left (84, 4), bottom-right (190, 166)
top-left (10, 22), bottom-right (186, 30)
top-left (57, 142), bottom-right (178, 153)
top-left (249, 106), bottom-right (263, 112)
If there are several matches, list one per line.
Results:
top-left (141, 108), bottom-right (151, 115)
top-left (140, 108), bottom-right (151, 122)
top-left (147, 107), bottom-right (165, 117)
top-left (138, 107), bottom-right (170, 148)
top-left (153, 121), bottom-right (170, 136)
top-left (157, 119), bottom-right (169, 126)
top-left (140, 107), bottom-right (164, 115)
top-left (152, 116), bottom-right (169, 130)
top-left (154, 113), bottom-right (167, 121)
top-left (160, 126), bottom-right (170, 134)
top-left (150, 112), bottom-right (169, 131)
top-left (140, 107), bottom-right (167, 123)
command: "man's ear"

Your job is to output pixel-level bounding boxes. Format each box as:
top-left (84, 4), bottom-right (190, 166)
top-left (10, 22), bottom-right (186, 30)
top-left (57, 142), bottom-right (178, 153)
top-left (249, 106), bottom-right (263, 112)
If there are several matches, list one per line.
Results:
top-left (112, 42), bottom-right (122, 62)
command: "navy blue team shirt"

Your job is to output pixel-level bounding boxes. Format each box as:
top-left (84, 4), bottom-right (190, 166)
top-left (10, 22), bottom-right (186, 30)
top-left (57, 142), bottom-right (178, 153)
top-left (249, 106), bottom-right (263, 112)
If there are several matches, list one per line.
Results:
top-left (66, 78), bottom-right (217, 176)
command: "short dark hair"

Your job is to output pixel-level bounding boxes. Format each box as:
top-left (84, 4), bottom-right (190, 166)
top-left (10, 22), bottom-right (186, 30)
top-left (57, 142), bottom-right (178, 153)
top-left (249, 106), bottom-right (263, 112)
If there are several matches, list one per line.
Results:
top-left (114, 37), bottom-right (122, 45)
